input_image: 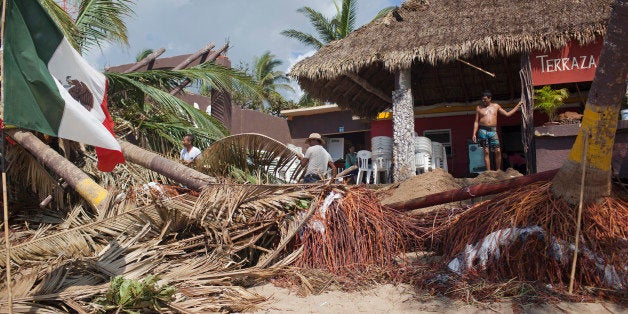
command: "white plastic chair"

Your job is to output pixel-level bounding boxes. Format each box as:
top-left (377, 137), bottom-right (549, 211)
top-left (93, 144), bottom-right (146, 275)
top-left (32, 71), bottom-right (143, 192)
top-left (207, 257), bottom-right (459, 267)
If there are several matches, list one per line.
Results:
top-left (431, 142), bottom-right (444, 170)
top-left (415, 152), bottom-right (431, 174)
top-left (355, 150), bottom-right (372, 184)
top-left (441, 145), bottom-right (448, 171)
top-left (372, 152), bottom-right (392, 184)
top-left (414, 137), bottom-right (433, 173)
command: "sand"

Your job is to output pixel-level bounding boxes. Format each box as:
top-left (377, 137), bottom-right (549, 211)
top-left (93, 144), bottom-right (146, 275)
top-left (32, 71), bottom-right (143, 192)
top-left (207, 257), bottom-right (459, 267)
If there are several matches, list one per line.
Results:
top-left (250, 283), bottom-right (625, 313)
top-left (377, 168), bottom-right (523, 214)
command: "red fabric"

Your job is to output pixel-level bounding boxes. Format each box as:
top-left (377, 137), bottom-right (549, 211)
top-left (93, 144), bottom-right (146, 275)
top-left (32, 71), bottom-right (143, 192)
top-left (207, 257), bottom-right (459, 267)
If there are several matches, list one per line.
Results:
top-left (95, 82), bottom-right (125, 172)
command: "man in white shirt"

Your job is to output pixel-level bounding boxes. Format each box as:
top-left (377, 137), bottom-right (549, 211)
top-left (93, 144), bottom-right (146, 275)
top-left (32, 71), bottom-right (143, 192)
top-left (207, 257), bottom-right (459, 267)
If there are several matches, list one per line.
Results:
top-left (299, 133), bottom-right (337, 183)
top-left (180, 134), bottom-right (202, 165)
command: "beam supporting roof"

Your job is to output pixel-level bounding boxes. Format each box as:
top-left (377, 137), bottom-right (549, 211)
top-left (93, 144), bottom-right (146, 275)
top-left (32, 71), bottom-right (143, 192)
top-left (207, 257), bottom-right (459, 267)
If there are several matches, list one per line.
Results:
top-left (346, 73), bottom-right (392, 104)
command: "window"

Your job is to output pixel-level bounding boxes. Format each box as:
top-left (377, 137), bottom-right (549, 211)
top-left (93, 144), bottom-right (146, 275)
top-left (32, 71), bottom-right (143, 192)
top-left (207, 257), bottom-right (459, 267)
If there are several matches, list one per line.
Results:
top-left (423, 129), bottom-right (452, 156)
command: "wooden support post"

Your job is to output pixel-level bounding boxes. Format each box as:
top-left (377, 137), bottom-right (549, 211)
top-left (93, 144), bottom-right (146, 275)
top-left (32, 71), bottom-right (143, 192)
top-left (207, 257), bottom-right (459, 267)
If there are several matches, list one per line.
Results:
top-left (520, 53), bottom-right (537, 174)
top-left (123, 48), bottom-right (165, 73)
top-left (170, 42), bottom-right (230, 96)
top-left (172, 43), bottom-right (216, 71)
top-left (392, 68), bottom-right (415, 182)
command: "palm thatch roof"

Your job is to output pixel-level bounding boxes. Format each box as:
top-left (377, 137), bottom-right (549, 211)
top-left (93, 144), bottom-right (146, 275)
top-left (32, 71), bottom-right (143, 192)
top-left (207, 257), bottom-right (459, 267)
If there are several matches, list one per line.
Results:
top-left (290, 0), bottom-right (613, 117)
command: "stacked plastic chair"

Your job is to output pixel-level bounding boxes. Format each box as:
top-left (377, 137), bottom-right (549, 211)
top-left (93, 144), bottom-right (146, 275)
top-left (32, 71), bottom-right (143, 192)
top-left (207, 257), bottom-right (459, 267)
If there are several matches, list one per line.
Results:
top-left (371, 136), bottom-right (393, 183)
top-left (414, 136), bottom-right (433, 174)
top-left (431, 141), bottom-right (448, 171)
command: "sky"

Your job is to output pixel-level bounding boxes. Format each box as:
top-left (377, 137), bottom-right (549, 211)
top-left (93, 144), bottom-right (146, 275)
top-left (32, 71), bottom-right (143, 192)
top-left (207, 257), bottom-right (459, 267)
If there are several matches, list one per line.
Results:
top-left (84, 0), bottom-right (403, 100)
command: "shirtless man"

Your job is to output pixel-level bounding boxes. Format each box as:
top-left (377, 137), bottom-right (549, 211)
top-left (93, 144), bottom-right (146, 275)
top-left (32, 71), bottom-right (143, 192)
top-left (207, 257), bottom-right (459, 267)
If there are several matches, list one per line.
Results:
top-left (472, 92), bottom-right (521, 171)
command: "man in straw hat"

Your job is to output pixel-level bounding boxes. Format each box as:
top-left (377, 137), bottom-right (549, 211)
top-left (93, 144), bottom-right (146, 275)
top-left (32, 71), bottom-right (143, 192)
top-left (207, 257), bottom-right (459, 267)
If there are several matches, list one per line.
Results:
top-left (299, 133), bottom-right (337, 183)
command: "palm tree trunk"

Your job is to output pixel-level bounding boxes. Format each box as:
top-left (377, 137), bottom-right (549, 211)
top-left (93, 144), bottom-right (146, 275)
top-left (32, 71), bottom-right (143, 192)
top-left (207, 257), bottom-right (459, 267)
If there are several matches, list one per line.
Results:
top-left (392, 68), bottom-right (416, 182)
top-left (120, 141), bottom-right (216, 190)
top-left (551, 0), bottom-right (628, 204)
top-left (7, 130), bottom-right (109, 210)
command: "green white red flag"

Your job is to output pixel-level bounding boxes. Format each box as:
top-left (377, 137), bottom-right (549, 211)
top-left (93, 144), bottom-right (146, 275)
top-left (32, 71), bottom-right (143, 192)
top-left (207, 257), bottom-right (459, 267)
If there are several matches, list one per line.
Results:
top-left (3, 0), bottom-right (125, 171)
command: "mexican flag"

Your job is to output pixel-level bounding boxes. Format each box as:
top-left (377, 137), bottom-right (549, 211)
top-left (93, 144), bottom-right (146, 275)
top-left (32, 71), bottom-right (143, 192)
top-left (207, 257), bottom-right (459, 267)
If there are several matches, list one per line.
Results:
top-left (3, 0), bottom-right (125, 172)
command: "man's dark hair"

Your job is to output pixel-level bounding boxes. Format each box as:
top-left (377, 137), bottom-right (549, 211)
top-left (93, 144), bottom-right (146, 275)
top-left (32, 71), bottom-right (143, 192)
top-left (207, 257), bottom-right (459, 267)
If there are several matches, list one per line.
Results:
top-left (184, 134), bottom-right (195, 144)
top-left (482, 91), bottom-right (492, 98)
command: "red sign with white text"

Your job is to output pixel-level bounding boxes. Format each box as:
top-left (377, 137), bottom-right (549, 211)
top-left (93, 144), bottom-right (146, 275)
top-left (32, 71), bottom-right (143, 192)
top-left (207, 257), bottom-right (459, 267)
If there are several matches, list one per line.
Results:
top-left (530, 39), bottom-right (603, 86)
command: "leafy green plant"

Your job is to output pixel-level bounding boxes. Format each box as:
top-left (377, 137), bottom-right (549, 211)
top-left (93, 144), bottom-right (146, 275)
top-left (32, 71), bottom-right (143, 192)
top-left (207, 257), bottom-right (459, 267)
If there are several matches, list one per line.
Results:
top-left (533, 86), bottom-right (569, 122)
top-left (94, 275), bottom-right (176, 313)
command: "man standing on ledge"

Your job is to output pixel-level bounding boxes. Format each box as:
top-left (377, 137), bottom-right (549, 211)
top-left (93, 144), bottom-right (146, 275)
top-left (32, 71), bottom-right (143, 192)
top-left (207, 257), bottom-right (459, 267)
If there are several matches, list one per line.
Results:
top-left (299, 133), bottom-right (337, 183)
top-left (472, 91), bottom-right (521, 171)
top-left (180, 134), bottom-right (202, 165)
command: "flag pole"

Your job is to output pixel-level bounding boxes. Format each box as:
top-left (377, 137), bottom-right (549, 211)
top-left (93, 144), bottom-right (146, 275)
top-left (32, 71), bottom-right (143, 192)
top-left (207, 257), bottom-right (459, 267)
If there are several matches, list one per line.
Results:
top-left (1, 0), bottom-right (15, 312)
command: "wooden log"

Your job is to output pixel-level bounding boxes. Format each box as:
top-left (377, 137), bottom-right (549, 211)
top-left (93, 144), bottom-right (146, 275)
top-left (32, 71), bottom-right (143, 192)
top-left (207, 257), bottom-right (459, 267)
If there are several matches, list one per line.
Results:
top-left (123, 48), bottom-right (166, 73)
top-left (120, 140), bottom-right (216, 190)
top-left (520, 53), bottom-right (537, 174)
top-left (172, 42), bottom-right (216, 71)
top-left (170, 42), bottom-right (230, 95)
top-left (346, 72), bottom-right (392, 104)
top-left (386, 169), bottom-right (559, 211)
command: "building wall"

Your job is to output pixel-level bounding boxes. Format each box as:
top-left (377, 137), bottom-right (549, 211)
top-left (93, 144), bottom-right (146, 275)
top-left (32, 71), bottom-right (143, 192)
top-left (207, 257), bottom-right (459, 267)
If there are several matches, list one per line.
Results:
top-left (371, 111), bottom-right (526, 177)
top-left (231, 106), bottom-right (292, 144)
top-left (536, 121), bottom-right (628, 178)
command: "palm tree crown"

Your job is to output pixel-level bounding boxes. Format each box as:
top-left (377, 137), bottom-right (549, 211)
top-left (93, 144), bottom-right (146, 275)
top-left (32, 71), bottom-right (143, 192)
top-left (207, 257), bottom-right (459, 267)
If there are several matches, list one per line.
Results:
top-left (281, 0), bottom-right (394, 50)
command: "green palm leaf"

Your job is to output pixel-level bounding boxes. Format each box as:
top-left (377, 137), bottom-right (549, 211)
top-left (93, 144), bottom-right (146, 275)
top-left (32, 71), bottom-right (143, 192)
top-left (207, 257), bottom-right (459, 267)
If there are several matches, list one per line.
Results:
top-left (336, 0), bottom-right (357, 38)
top-left (279, 29), bottom-right (324, 50)
top-left (39, 0), bottom-right (80, 49)
top-left (298, 6), bottom-right (337, 44)
top-left (74, 0), bottom-right (134, 53)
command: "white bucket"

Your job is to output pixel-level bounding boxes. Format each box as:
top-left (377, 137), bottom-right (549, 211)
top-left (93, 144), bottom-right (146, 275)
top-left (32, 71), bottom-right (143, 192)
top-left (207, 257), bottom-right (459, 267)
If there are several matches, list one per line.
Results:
top-left (622, 109), bottom-right (628, 120)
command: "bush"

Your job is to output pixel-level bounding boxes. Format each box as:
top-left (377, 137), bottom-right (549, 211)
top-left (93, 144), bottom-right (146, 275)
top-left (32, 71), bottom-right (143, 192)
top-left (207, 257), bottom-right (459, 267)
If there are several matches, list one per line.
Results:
top-left (533, 86), bottom-right (569, 122)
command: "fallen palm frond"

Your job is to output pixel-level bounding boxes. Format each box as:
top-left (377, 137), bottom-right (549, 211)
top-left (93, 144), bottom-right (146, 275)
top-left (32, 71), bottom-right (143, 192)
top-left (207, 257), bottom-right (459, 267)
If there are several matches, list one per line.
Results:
top-left (5, 143), bottom-right (68, 209)
top-left (295, 185), bottom-right (420, 276)
top-left (438, 182), bottom-right (627, 292)
top-left (0, 180), bottom-right (322, 312)
top-left (0, 193), bottom-right (171, 267)
top-left (196, 133), bottom-right (305, 183)
top-left (191, 183), bottom-right (315, 225)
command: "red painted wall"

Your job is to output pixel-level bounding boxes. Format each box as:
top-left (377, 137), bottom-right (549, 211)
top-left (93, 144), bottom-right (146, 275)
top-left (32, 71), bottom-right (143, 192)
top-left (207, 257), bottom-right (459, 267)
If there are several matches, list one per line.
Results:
top-left (371, 111), bottom-right (532, 177)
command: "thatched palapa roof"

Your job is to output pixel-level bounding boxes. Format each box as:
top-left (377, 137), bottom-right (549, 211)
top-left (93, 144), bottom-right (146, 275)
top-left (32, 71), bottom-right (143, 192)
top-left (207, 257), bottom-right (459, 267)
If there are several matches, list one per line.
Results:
top-left (290, 0), bottom-right (613, 118)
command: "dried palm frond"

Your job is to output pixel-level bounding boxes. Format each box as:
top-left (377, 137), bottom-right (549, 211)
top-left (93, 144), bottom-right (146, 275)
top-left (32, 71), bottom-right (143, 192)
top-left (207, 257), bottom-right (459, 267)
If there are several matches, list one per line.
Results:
top-left (5, 144), bottom-right (68, 209)
top-left (295, 186), bottom-right (420, 276)
top-left (196, 133), bottom-right (305, 183)
top-left (81, 149), bottom-right (172, 191)
top-left (190, 183), bottom-right (315, 226)
top-left (0, 194), bottom-right (178, 267)
top-left (439, 182), bottom-right (627, 291)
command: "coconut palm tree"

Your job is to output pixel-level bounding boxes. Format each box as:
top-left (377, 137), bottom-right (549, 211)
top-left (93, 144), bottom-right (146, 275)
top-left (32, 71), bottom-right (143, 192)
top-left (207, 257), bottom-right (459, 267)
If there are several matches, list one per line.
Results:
top-left (231, 52), bottom-right (293, 116)
top-left (253, 51), bottom-right (294, 116)
top-left (281, 0), bottom-right (394, 109)
top-left (41, 0), bottom-right (133, 54)
top-left (551, 0), bottom-right (627, 204)
top-left (281, 0), bottom-right (394, 49)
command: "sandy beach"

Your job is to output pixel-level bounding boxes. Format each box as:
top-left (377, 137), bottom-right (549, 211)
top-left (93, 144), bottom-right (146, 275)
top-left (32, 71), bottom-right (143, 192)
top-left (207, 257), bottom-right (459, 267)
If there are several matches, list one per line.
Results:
top-left (250, 283), bottom-right (627, 313)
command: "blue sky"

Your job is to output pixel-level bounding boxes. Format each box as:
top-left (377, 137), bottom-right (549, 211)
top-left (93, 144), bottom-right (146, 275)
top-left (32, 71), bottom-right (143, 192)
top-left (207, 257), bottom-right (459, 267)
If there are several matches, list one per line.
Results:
top-left (85, 0), bottom-right (403, 100)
